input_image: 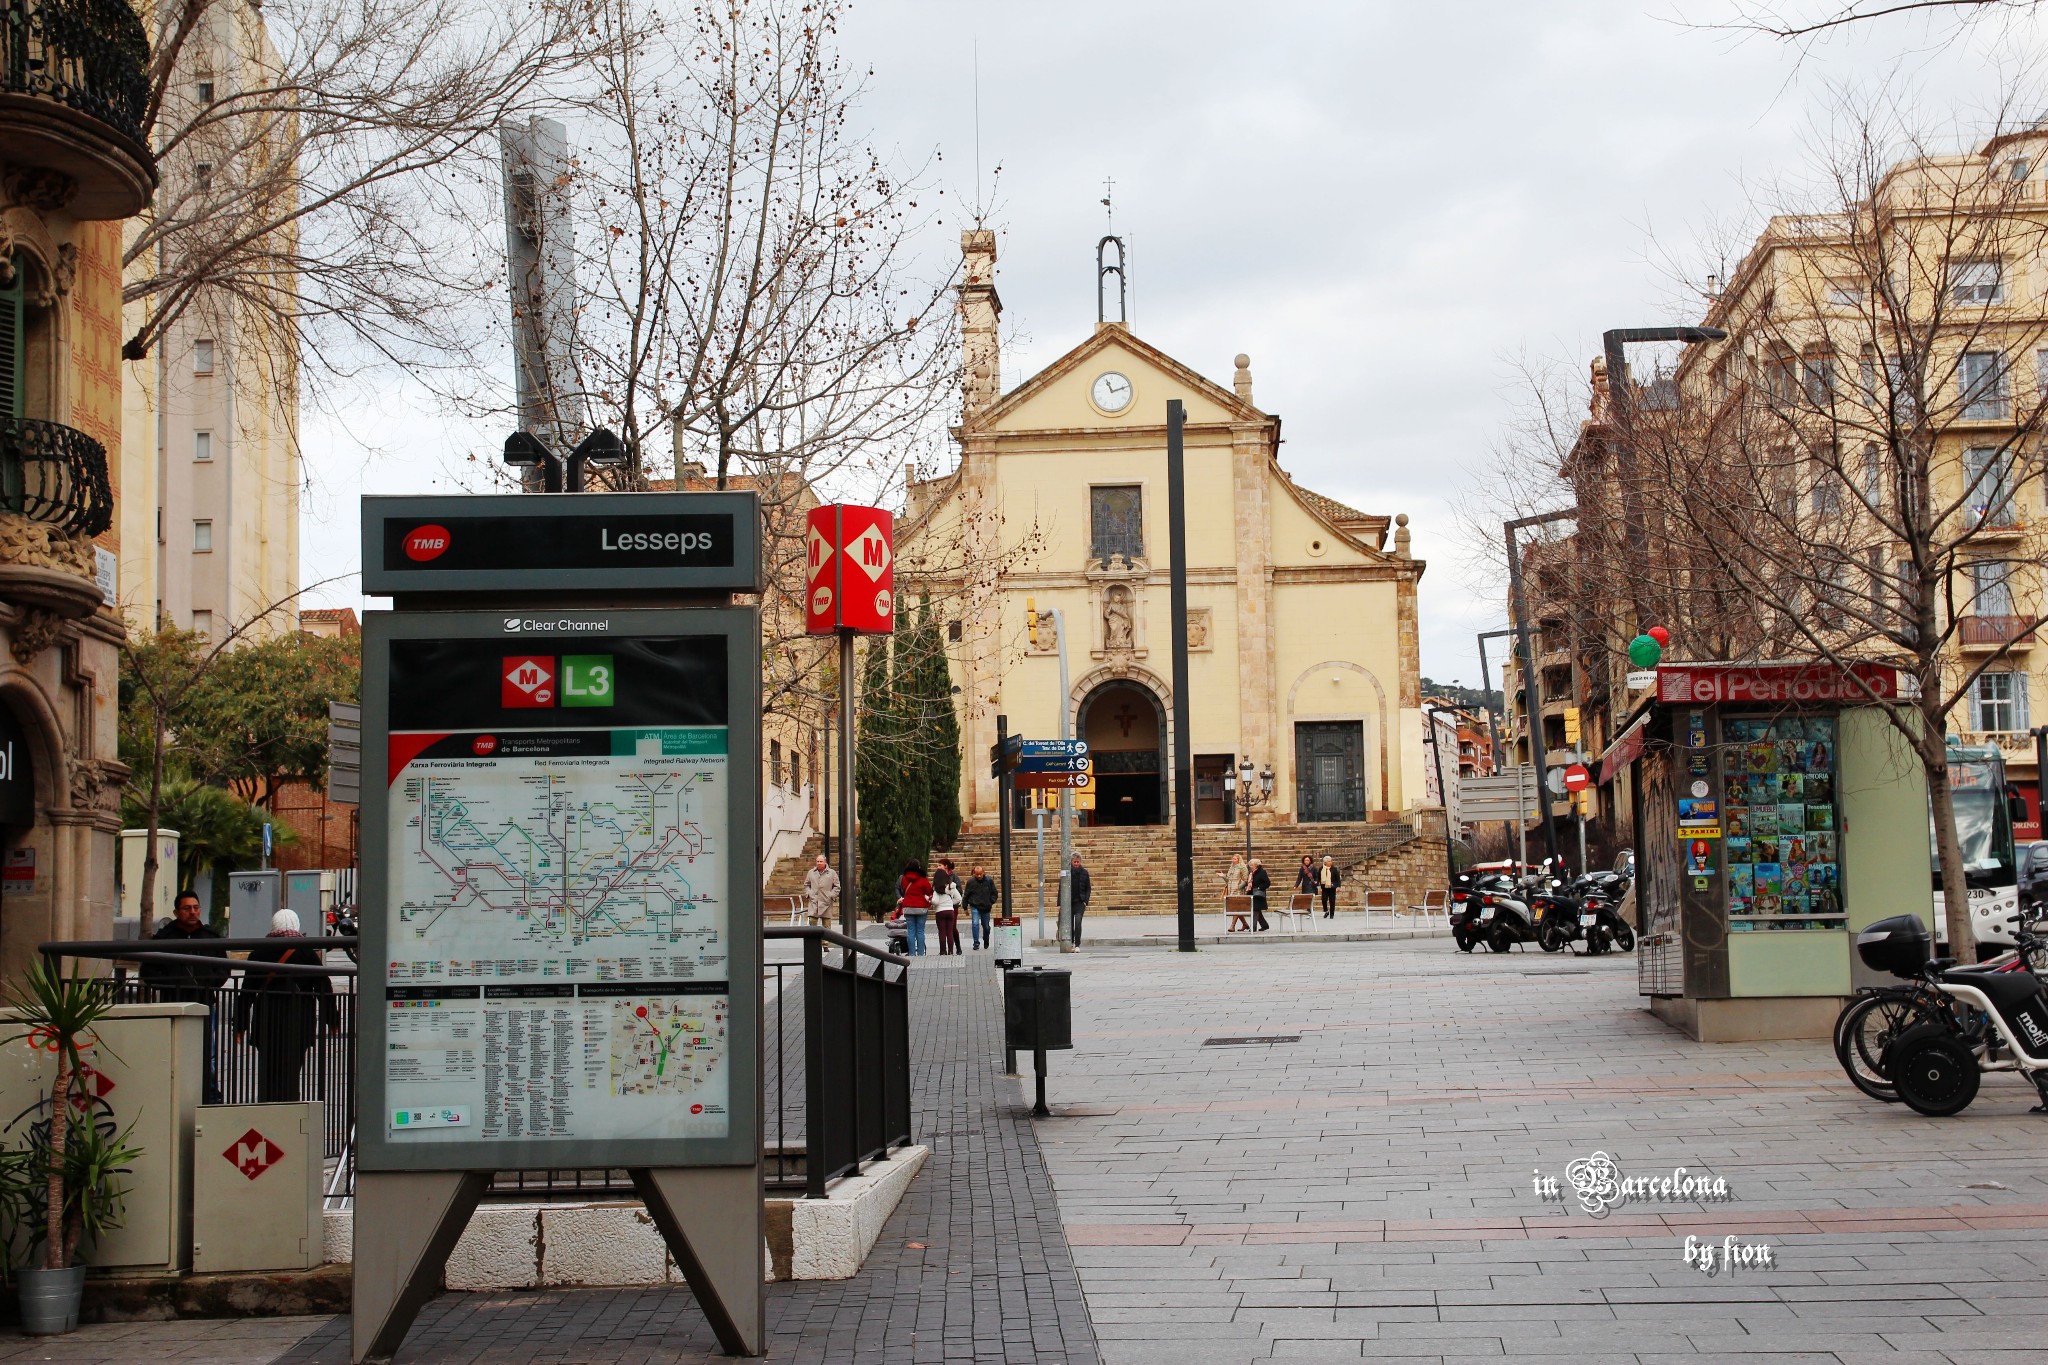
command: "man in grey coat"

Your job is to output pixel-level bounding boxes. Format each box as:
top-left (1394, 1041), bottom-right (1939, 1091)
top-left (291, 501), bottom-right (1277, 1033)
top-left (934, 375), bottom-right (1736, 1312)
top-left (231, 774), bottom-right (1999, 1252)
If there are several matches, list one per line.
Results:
top-left (803, 854), bottom-right (841, 926)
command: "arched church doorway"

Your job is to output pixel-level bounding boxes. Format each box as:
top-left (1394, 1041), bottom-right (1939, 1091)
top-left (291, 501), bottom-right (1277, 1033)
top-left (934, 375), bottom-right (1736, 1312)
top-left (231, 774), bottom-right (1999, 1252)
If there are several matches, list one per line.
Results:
top-left (1077, 680), bottom-right (1165, 826)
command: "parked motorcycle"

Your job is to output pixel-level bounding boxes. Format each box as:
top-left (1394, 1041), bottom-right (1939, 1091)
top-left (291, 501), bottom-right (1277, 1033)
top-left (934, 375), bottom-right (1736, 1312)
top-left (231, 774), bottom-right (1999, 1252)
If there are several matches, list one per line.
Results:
top-left (1866, 908), bottom-right (2048, 1117)
top-left (329, 903), bottom-right (361, 965)
top-left (1473, 878), bottom-right (1540, 953)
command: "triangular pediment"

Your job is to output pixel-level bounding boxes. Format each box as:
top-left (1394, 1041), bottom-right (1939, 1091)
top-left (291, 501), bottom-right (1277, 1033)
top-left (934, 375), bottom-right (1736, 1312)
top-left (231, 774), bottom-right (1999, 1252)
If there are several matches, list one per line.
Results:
top-left (968, 325), bottom-right (1264, 435)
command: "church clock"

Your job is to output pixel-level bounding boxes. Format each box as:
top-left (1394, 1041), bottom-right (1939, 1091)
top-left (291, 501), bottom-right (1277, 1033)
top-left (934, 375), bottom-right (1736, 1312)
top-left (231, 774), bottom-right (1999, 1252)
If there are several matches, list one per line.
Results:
top-left (1090, 371), bottom-right (1134, 414)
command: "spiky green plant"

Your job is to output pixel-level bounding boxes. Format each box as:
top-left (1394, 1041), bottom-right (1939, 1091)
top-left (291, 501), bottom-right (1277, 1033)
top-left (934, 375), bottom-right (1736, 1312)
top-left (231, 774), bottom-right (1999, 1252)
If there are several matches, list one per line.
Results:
top-left (3, 964), bottom-right (118, 1269)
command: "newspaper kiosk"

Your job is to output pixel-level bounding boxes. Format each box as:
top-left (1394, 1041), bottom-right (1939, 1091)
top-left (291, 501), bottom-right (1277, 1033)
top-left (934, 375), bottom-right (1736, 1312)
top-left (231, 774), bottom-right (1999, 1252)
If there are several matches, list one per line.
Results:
top-left (1599, 660), bottom-right (1931, 1042)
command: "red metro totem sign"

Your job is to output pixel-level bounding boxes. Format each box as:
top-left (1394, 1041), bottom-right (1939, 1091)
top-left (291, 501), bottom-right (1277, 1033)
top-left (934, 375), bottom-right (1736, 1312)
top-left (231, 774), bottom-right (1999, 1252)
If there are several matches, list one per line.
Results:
top-left (805, 504), bottom-right (895, 635)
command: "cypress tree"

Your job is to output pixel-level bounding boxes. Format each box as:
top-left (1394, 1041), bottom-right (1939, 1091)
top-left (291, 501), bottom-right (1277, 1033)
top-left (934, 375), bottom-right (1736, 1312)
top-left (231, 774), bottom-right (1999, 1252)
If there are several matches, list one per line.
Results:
top-left (854, 634), bottom-right (902, 916)
top-left (890, 597), bottom-right (932, 865)
top-left (914, 597), bottom-right (962, 850)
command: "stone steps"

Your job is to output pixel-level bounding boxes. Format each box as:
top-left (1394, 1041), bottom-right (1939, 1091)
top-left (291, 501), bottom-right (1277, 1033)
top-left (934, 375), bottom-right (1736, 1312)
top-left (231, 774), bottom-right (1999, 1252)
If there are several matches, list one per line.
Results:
top-left (764, 833), bottom-right (827, 896)
top-left (935, 819), bottom-right (1419, 915)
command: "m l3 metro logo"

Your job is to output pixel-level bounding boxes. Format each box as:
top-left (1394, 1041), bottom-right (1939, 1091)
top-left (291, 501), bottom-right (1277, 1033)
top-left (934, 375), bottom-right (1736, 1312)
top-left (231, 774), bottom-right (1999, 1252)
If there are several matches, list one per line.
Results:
top-left (503, 656), bottom-right (556, 707)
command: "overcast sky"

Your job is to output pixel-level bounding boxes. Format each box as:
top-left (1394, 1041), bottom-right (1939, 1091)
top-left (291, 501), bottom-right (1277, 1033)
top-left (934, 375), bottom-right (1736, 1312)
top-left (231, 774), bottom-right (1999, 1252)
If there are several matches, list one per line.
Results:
top-left (300, 0), bottom-right (2041, 693)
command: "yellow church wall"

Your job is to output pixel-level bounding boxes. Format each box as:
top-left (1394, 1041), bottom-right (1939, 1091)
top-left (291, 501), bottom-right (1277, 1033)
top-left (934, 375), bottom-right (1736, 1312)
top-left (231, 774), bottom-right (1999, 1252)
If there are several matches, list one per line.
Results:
top-left (1270, 578), bottom-right (1418, 813)
top-left (1267, 482), bottom-right (1377, 568)
top-left (988, 438), bottom-right (1241, 572)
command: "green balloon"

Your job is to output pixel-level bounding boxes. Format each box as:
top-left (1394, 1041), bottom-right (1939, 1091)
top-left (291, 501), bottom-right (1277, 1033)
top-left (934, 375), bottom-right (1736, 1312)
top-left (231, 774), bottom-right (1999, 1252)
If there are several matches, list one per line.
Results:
top-left (1628, 634), bottom-right (1663, 668)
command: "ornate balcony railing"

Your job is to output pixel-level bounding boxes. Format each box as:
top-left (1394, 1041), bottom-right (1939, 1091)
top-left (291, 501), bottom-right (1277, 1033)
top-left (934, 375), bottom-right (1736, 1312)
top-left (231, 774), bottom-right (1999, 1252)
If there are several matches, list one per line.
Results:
top-left (0, 416), bottom-right (112, 537)
top-left (1958, 614), bottom-right (2037, 649)
top-left (1, 0), bottom-right (151, 149)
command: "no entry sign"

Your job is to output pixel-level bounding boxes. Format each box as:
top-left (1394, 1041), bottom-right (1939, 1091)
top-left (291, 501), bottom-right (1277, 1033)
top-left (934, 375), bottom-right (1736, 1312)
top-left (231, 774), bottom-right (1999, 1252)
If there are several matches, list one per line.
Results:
top-left (1562, 764), bottom-right (1590, 793)
top-left (806, 504), bottom-right (894, 635)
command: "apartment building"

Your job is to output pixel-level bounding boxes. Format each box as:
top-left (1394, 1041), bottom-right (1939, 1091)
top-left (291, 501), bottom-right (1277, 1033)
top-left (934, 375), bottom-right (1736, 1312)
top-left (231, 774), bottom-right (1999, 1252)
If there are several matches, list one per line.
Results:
top-left (120, 0), bottom-right (299, 639)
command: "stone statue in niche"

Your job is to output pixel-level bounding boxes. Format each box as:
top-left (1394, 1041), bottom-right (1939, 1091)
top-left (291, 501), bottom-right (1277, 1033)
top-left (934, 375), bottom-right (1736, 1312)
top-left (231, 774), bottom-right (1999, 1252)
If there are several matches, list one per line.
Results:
top-left (1103, 584), bottom-right (1134, 651)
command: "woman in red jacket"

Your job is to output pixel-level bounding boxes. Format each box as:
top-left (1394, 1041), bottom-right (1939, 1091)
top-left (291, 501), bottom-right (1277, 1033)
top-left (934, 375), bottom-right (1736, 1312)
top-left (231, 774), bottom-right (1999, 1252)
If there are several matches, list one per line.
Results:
top-left (896, 861), bottom-right (933, 956)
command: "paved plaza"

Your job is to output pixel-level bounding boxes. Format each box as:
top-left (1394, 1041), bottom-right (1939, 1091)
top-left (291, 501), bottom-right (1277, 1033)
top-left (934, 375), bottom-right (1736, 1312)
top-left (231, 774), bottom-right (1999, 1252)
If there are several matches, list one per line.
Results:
top-left (19, 937), bottom-right (2048, 1362)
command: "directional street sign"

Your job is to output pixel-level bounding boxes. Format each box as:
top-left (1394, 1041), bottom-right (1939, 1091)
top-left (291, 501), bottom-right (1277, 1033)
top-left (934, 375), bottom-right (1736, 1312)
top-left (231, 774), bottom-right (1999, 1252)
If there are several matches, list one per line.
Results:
top-left (1013, 771), bottom-right (1092, 790)
top-left (1016, 754), bottom-right (1089, 773)
top-left (1017, 739), bottom-right (1086, 755)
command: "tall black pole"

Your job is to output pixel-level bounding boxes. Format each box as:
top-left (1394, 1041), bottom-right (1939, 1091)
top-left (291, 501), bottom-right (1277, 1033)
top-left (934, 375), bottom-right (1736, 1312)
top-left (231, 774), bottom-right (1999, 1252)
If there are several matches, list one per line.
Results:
top-left (996, 713), bottom-right (1015, 926)
top-left (838, 629), bottom-right (857, 937)
top-left (1474, 629), bottom-right (1510, 771)
top-left (1167, 400), bottom-right (1198, 952)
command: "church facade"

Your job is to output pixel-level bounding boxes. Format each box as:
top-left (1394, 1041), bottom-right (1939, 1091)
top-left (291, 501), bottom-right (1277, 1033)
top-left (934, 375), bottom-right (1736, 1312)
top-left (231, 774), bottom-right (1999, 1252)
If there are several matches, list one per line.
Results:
top-left (902, 231), bottom-right (1426, 835)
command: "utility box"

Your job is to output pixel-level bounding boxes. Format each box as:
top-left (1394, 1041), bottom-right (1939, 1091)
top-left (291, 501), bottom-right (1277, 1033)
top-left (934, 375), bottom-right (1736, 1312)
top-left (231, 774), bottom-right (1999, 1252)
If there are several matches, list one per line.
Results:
top-left (285, 870), bottom-right (331, 928)
top-left (118, 828), bottom-right (181, 924)
top-left (1003, 967), bottom-right (1072, 1051)
top-left (192, 1102), bottom-right (324, 1272)
top-left (227, 870), bottom-right (281, 939)
top-left (0, 1003), bottom-right (203, 1273)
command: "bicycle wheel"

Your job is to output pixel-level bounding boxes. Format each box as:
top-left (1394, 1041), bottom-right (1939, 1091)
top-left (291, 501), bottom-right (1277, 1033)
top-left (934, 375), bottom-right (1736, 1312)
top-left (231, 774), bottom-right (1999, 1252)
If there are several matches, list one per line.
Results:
top-left (1836, 992), bottom-right (1943, 1103)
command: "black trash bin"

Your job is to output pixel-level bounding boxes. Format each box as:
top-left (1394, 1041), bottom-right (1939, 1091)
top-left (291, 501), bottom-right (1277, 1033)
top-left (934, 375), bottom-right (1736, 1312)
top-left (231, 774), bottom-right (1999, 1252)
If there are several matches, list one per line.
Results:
top-left (1003, 967), bottom-right (1071, 1116)
top-left (1004, 967), bottom-right (1072, 1051)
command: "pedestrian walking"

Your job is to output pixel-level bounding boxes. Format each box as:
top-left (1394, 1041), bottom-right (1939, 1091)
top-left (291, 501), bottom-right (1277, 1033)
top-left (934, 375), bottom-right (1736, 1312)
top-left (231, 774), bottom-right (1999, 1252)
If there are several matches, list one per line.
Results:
top-left (233, 909), bottom-right (340, 1104)
top-left (1248, 858), bottom-right (1272, 933)
top-left (897, 861), bottom-right (933, 956)
top-left (963, 865), bottom-right (999, 949)
top-left (1318, 855), bottom-right (1343, 918)
top-left (1217, 853), bottom-right (1250, 930)
top-left (1067, 853), bottom-right (1092, 947)
top-left (803, 854), bottom-right (840, 927)
top-left (142, 889), bottom-right (229, 1103)
top-left (934, 867), bottom-right (963, 956)
top-left (1295, 856), bottom-right (1316, 898)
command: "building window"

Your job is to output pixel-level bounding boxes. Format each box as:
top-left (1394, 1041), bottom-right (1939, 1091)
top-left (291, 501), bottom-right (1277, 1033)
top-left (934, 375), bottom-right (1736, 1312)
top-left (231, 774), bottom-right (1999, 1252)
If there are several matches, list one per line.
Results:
top-left (947, 620), bottom-right (962, 642)
top-left (770, 739), bottom-right (781, 790)
top-left (1960, 351), bottom-right (2009, 420)
top-left (195, 161), bottom-right (212, 188)
top-left (1089, 485), bottom-right (1144, 562)
top-left (194, 430), bottom-right (212, 462)
top-left (1801, 351), bottom-right (1834, 406)
top-left (193, 339), bottom-right (215, 374)
top-left (1826, 280), bottom-right (1864, 308)
top-left (1811, 466), bottom-right (1843, 519)
top-left (1972, 671), bottom-right (2029, 733)
top-left (1972, 559), bottom-right (2016, 617)
top-left (192, 610), bottom-right (212, 639)
top-left (193, 519), bottom-right (213, 552)
top-left (197, 80), bottom-right (214, 103)
top-left (1964, 446), bottom-right (2017, 527)
top-left (2010, 157), bottom-right (2032, 181)
top-left (1858, 442), bottom-right (1883, 506)
top-left (791, 752), bottom-right (803, 792)
top-left (1949, 260), bottom-right (2004, 305)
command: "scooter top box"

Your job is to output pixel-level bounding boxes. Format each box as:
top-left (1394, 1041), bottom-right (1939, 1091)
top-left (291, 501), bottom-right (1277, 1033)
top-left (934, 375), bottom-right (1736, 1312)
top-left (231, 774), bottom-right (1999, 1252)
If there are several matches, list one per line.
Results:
top-left (1856, 913), bottom-right (1931, 977)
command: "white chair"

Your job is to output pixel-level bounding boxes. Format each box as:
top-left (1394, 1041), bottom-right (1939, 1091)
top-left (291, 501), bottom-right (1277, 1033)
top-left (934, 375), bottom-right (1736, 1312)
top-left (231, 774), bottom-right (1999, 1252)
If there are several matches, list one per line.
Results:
top-left (1407, 888), bottom-right (1450, 922)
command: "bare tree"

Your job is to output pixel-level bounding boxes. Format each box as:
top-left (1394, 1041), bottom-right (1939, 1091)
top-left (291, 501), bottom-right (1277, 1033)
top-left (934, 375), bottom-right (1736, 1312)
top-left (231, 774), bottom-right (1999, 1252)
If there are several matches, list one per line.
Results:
top-left (1584, 94), bottom-right (2048, 952)
top-left (125, 0), bottom-right (611, 384)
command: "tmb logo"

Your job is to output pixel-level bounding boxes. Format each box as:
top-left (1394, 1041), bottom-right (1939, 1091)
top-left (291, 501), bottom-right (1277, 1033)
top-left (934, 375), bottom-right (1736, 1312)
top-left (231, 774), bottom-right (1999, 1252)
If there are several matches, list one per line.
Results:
top-left (225, 1128), bottom-right (285, 1181)
top-left (473, 735), bottom-right (499, 756)
top-left (403, 524), bottom-right (452, 562)
top-left (503, 656), bottom-right (556, 707)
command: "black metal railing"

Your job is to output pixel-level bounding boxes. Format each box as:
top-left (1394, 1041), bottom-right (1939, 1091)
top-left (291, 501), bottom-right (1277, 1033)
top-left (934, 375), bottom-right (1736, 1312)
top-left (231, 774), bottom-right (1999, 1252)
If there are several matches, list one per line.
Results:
top-left (764, 925), bottom-right (911, 1197)
top-left (0, 0), bottom-right (151, 148)
top-left (43, 925), bottom-right (912, 1204)
top-left (1, 417), bottom-right (114, 537)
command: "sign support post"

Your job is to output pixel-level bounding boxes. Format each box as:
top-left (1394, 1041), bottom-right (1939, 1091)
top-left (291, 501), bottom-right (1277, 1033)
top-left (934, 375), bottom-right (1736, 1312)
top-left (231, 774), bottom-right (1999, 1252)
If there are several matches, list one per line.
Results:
top-left (352, 493), bottom-right (766, 1362)
top-left (839, 627), bottom-right (857, 937)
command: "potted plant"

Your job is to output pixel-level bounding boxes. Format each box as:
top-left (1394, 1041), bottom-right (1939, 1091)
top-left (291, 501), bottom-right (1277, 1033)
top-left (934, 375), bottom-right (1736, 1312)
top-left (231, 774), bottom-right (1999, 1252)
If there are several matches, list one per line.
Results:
top-left (4, 963), bottom-right (140, 1335)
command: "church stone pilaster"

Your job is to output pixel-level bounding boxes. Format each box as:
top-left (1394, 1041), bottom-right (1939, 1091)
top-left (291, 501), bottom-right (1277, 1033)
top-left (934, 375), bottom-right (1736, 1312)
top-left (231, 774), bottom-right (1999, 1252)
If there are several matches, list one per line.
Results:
top-left (1231, 420), bottom-right (1278, 799)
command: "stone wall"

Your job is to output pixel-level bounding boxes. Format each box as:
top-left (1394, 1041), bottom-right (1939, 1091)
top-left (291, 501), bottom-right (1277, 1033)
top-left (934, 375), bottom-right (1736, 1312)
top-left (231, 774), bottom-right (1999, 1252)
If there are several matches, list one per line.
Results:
top-left (1344, 835), bottom-right (1453, 908)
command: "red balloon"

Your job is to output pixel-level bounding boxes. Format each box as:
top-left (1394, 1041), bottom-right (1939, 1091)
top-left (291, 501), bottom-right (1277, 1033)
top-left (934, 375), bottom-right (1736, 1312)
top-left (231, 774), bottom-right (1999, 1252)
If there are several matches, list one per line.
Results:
top-left (1647, 625), bottom-right (1671, 648)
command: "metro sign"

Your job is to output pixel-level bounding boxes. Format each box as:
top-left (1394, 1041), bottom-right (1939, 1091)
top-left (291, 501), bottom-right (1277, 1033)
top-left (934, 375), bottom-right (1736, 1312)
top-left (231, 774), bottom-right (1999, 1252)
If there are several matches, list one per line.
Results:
top-left (225, 1127), bottom-right (285, 1181)
top-left (805, 504), bottom-right (894, 635)
top-left (503, 656), bottom-right (556, 707)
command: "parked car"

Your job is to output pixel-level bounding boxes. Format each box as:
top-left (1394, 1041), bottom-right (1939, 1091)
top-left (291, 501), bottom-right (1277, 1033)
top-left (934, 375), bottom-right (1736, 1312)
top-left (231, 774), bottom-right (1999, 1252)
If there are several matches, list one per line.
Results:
top-left (2021, 840), bottom-right (2048, 912)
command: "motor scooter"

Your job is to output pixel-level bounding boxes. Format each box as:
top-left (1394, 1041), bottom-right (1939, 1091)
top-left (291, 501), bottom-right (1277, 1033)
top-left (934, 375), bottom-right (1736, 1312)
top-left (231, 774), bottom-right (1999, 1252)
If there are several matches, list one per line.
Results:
top-left (1867, 910), bottom-right (2048, 1116)
top-left (1473, 879), bottom-right (1539, 953)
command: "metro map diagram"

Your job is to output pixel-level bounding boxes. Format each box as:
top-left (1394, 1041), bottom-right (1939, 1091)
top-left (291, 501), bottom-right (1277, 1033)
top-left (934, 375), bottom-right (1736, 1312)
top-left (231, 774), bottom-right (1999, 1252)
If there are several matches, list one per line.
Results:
top-left (390, 750), bottom-right (726, 960)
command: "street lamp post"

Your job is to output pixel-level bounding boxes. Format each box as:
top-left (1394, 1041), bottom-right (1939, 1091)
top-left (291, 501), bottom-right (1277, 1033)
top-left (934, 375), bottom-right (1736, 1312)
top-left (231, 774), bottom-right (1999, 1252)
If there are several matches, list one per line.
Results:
top-left (1225, 759), bottom-right (1274, 862)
